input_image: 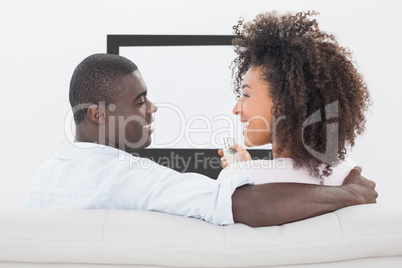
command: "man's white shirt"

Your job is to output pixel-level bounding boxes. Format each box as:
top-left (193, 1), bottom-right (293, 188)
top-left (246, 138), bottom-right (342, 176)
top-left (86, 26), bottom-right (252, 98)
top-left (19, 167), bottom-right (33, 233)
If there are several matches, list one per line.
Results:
top-left (26, 142), bottom-right (252, 225)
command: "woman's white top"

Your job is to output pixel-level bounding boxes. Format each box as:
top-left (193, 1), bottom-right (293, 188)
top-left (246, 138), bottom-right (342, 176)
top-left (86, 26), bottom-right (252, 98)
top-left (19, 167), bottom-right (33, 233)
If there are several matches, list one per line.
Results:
top-left (217, 158), bottom-right (356, 186)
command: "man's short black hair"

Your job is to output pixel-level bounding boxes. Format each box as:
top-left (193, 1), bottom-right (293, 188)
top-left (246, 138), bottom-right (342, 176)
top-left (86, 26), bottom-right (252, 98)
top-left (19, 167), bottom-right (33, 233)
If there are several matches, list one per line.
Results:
top-left (69, 53), bottom-right (138, 124)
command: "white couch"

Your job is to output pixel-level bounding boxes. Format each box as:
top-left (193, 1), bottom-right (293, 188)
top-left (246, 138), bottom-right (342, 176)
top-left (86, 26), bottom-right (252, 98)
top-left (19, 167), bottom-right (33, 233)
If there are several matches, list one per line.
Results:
top-left (1, 203), bottom-right (402, 268)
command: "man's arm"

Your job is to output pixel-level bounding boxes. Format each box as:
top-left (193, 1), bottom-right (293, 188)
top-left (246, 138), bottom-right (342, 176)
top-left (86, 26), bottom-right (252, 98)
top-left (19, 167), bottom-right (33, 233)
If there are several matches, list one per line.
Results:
top-left (232, 167), bottom-right (377, 227)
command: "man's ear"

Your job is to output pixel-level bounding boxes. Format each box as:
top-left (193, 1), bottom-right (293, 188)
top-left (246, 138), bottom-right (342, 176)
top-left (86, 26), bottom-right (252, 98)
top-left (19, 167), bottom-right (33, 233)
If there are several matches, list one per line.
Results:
top-left (87, 104), bottom-right (107, 125)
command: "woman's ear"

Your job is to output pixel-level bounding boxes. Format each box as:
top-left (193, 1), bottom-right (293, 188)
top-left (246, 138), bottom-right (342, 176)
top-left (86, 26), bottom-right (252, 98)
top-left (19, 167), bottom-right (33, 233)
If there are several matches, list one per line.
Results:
top-left (87, 104), bottom-right (107, 125)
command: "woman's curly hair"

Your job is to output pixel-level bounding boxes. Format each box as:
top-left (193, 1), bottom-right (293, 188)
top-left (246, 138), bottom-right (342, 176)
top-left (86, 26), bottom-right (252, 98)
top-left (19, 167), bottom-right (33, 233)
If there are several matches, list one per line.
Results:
top-left (231, 11), bottom-right (371, 181)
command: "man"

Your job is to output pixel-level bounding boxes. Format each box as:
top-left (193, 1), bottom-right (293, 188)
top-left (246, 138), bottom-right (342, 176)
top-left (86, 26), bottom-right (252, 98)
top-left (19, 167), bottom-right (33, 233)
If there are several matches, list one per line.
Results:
top-left (26, 54), bottom-right (377, 227)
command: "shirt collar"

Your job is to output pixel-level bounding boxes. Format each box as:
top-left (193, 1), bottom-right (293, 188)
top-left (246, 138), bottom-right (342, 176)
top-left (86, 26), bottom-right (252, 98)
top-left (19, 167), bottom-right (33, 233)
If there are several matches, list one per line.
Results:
top-left (54, 142), bottom-right (130, 160)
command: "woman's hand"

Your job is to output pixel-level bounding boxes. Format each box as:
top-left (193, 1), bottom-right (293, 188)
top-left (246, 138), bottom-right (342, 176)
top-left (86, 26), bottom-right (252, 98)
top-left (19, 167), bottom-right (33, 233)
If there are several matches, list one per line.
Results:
top-left (218, 144), bottom-right (252, 168)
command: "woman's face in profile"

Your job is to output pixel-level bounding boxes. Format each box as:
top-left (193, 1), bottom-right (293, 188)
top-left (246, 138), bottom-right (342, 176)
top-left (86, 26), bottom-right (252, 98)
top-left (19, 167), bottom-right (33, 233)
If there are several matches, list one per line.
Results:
top-left (233, 67), bottom-right (274, 147)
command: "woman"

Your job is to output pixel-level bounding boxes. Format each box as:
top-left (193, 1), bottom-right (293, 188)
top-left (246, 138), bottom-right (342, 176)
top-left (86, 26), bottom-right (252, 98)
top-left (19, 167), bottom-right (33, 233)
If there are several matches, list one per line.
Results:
top-left (218, 11), bottom-right (371, 185)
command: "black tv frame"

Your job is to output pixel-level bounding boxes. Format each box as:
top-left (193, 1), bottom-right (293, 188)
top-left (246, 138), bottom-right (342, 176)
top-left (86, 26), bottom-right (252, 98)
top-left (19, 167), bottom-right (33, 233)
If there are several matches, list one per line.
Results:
top-left (107, 35), bottom-right (237, 55)
top-left (106, 34), bottom-right (272, 178)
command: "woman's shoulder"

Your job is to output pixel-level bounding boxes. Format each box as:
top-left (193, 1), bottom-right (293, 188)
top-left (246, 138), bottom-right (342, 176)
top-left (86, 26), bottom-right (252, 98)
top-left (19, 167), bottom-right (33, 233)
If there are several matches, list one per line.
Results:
top-left (323, 157), bottom-right (356, 186)
top-left (217, 158), bottom-right (313, 184)
top-left (217, 157), bottom-right (356, 186)
top-left (222, 158), bottom-right (295, 173)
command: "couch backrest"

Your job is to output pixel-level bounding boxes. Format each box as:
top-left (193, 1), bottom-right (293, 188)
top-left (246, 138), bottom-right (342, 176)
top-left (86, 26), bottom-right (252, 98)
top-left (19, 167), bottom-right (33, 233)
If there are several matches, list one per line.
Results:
top-left (1, 204), bottom-right (402, 267)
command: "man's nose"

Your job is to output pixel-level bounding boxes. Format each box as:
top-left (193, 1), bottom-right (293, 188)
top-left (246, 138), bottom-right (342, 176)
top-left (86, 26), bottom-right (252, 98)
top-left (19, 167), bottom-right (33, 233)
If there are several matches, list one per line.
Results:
top-left (147, 101), bottom-right (158, 114)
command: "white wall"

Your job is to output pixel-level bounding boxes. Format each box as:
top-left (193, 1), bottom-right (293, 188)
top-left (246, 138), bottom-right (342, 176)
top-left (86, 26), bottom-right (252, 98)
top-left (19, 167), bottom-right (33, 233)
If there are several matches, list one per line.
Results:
top-left (0, 0), bottom-right (401, 208)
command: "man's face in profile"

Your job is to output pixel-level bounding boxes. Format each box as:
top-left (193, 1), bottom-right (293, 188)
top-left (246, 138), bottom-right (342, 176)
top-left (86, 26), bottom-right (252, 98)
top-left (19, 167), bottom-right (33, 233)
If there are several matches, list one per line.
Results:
top-left (105, 70), bottom-right (156, 152)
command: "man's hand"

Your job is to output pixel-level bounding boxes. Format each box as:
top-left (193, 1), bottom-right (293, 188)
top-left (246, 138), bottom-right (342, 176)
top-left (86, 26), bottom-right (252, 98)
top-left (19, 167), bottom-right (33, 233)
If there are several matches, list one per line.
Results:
top-left (232, 166), bottom-right (378, 227)
top-left (341, 166), bottom-right (378, 205)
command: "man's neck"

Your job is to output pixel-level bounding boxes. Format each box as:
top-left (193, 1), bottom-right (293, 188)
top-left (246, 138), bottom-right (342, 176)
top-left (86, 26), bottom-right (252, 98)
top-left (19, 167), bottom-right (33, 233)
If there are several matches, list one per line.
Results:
top-left (74, 125), bottom-right (107, 147)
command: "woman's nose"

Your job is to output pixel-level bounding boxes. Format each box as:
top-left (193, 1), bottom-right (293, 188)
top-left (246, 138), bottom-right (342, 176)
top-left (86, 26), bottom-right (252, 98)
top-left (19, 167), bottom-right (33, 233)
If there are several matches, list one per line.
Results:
top-left (232, 99), bottom-right (242, 115)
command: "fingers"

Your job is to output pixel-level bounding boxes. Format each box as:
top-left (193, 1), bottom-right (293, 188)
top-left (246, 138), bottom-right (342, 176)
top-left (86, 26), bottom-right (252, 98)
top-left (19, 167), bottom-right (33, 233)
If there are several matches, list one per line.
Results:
top-left (352, 165), bottom-right (363, 174)
top-left (342, 166), bottom-right (364, 185)
top-left (218, 149), bottom-right (228, 168)
top-left (373, 187), bottom-right (379, 203)
top-left (231, 144), bottom-right (252, 162)
top-left (342, 166), bottom-right (378, 204)
top-left (220, 157), bottom-right (228, 168)
top-left (219, 144), bottom-right (251, 165)
top-left (368, 179), bottom-right (377, 193)
top-left (218, 149), bottom-right (224, 157)
top-left (365, 178), bottom-right (378, 203)
top-left (230, 144), bottom-right (239, 150)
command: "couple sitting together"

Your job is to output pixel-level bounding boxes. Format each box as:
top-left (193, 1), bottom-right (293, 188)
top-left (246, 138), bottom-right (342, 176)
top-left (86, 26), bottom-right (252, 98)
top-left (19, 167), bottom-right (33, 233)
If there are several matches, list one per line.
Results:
top-left (26, 11), bottom-right (377, 227)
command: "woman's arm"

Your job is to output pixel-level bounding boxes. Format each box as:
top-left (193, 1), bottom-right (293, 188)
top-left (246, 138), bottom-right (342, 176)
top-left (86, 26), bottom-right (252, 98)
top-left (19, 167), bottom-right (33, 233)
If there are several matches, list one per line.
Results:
top-left (232, 167), bottom-right (377, 227)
